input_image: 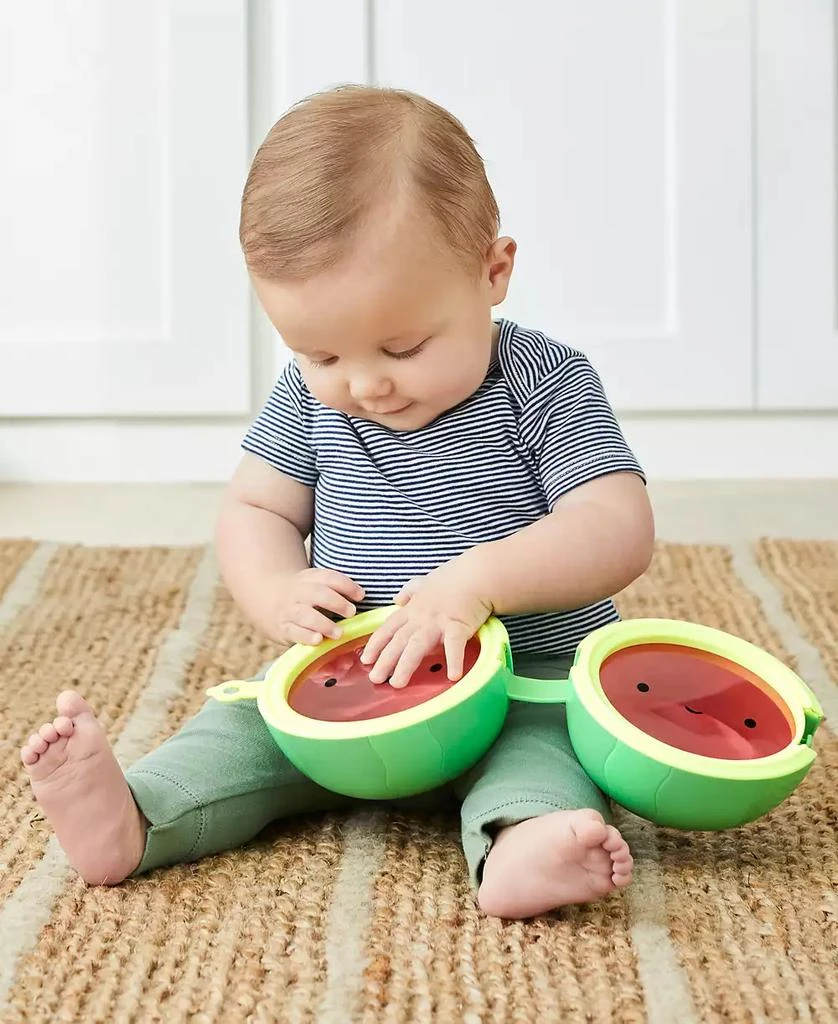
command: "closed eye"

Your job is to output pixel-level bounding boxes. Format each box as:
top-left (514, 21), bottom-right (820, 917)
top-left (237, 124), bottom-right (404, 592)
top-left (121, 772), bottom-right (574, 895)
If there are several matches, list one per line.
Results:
top-left (384, 338), bottom-right (430, 360)
top-left (307, 338), bottom-right (430, 367)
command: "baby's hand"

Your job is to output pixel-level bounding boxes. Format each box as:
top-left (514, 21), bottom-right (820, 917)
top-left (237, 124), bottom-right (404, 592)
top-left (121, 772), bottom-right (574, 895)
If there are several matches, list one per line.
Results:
top-left (360, 558), bottom-right (492, 688)
top-left (273, 568), bottom-right (364, 647)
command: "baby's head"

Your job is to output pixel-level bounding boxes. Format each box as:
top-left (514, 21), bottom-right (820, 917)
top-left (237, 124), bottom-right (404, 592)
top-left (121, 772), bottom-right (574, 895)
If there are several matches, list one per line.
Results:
top-left (240, 85), bottom-right (516, 430)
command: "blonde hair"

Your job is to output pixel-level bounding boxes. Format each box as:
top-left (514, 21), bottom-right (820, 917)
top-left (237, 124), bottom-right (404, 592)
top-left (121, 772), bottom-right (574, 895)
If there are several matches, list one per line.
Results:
top-left (240, 85), bottom-right (500, 279)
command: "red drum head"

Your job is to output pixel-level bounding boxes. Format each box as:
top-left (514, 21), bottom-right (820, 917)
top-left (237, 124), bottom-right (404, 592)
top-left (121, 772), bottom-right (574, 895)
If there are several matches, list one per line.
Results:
top-left (288, 636), bottom-right (482, 722)
top-left (598, 643), bottom-right (794, 759)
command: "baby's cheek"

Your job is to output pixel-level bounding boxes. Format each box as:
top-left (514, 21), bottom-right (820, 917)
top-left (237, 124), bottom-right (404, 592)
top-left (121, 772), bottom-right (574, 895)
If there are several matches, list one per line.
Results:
top-left (420, 363), bottom-right (461, 400)
top-left (308, 378), bottom-right (346, 411)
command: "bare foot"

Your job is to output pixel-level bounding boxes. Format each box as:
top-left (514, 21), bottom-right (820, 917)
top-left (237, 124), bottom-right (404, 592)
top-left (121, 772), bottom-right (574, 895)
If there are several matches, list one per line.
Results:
top-left (20, 690), bottom-right (147, 885)
top-left (478, 809), bottom-right (633, 919)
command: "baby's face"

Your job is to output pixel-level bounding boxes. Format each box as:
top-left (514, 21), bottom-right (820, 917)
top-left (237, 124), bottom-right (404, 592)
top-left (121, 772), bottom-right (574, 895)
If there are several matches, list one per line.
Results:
top-left (253, 216), bottom-right (515, 431)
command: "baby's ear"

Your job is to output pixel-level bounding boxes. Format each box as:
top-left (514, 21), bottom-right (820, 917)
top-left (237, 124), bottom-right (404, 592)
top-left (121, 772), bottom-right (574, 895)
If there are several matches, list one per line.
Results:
top-left (486, 236), bottom-right (516, 301)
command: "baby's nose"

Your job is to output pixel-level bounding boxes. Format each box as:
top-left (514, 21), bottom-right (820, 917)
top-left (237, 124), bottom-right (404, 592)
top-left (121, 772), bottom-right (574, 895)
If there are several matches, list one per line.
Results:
top-left (349, 373), bottom-right (392, 401)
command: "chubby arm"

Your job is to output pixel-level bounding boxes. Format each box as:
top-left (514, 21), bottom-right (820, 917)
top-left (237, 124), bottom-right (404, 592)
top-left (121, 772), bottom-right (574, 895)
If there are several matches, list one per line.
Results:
top-left (215, 453), bottom-right (313, 632)
top-left (216, 454), bottom-right (365, 645)
top-left (464, 471), bottom-right (654, 614)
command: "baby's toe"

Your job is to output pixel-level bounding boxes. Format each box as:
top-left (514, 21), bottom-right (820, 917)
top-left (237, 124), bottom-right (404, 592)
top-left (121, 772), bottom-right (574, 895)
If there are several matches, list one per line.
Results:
top-left (571, 811), bottom-right (609, 848)
top-left (610, 860), bottom-right (631, 884)
top-left (39, 723), bottom-right (59, 744)
top-left (55, 690), bottom-right (93, 719)
top-left (28, 733), bottom-right (49, 755)
top-left (602, 825), bottom-right (628, 853)
top-left (53, 716), bottom-right (75, 738)
top-left (613, 847), bottom-right (633, 869)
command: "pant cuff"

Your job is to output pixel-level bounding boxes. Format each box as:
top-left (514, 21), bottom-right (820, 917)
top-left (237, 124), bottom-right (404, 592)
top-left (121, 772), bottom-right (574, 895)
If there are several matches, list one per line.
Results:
top-left (126, 769), bottom-right (205, 876)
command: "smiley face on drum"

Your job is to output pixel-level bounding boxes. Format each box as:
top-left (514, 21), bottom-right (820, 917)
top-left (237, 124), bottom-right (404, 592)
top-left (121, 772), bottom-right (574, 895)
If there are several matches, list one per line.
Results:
top-left (599, 643), bottom-right (794, 759)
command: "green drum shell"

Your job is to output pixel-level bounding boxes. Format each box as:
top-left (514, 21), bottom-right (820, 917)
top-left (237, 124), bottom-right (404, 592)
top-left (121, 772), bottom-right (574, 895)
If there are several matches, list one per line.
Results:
top-left (264, 662), bottom-right (510, 799)
top-left (564, 687), bottom-right (814, 829)
top-left (207, 613), bottom-right (823, 829)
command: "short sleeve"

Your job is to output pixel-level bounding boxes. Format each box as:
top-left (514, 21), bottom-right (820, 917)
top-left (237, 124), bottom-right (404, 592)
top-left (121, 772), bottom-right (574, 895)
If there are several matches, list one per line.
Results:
top-left (519, 354), bottom-right (645, 508)
top-left (241, 361), bottom-right (317, 487)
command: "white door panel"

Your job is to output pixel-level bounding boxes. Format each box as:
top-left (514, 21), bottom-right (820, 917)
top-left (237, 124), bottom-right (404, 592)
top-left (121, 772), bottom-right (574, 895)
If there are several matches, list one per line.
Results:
top-left (0, 0), bottom-right (249, 416)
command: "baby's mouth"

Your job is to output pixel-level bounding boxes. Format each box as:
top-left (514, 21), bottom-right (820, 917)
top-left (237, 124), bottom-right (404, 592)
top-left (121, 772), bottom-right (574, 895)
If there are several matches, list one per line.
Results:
top-left (366, 402), bottom-right (413, 416)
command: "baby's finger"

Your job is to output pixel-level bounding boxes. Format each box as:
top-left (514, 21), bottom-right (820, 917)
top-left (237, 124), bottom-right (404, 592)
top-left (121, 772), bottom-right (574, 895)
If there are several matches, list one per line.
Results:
top-left (443, 624), bottom-right (472, 681)
top-left (285, 623), bottom-right (326, 646)
top-left (366, 628), bottom-right (414, 685)
top-left (360, 612), bottom-right (404, 667)
top-left (310, 569), bottom-right (365, 603)
top-left (393, 577), bottom-right (422, 606)
top-left (388, 632), bottom-right (435, 689)
top-left (291, 606), bottom-right (343, 641)
top-left (306, 584), bottom-right (358, 621)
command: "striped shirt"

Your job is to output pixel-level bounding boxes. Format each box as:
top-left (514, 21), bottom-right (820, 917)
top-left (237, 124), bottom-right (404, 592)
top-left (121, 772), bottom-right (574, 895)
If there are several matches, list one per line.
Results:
top-left (243, 318), bottom-right (645, 655)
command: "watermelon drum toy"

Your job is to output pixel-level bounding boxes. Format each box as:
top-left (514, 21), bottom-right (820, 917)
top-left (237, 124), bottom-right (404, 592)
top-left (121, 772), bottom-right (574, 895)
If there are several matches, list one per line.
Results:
top-left (207, 609), bottom-right (824, 830)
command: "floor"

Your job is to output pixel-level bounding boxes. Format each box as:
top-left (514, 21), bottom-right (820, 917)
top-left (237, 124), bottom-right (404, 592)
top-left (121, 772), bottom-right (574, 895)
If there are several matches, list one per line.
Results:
top-left (2, 482), bottom-right (836, 1023)
top-left (0, 481), bottom-right (836, 545)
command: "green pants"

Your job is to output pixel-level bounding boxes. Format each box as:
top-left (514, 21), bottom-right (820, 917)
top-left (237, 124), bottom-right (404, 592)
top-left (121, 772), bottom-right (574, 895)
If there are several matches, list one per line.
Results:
top-left (125, 653), bottom-right (611, 888)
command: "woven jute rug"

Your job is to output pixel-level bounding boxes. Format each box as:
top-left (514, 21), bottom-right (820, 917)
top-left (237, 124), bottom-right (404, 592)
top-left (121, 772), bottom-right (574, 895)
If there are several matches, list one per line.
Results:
top-left (0, 539), bottom-right (835, 1023)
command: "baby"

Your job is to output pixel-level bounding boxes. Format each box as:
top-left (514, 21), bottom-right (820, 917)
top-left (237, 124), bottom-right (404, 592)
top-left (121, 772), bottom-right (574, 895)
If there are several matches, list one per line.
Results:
top-left (21, 85), bottom-right (653, 919)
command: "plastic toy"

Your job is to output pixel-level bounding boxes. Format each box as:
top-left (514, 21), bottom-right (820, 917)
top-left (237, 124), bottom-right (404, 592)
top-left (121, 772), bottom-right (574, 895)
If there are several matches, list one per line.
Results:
top-left (207, 608), bottom-right (824, 830)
